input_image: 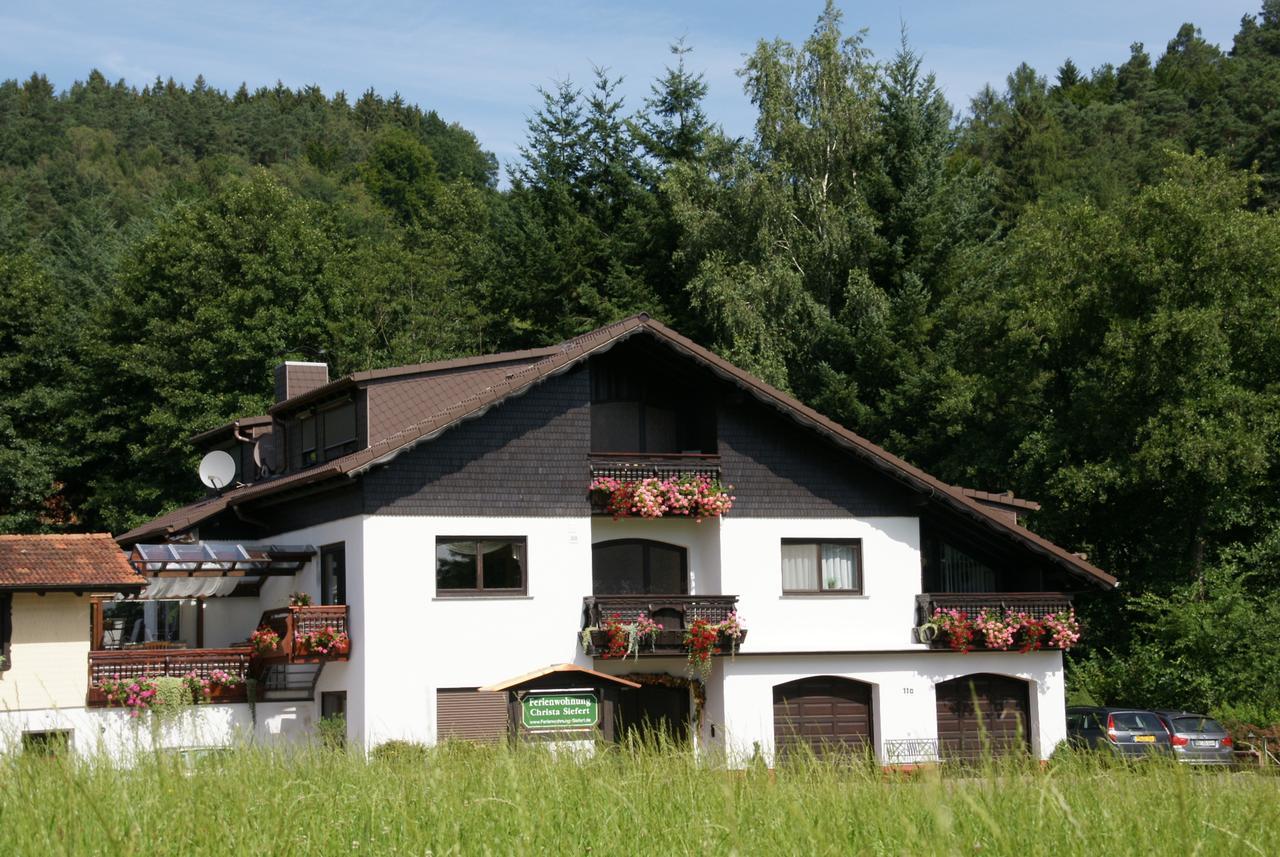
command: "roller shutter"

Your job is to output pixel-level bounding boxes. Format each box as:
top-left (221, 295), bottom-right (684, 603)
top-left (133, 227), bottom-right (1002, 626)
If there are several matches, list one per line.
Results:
top-left (436, 688), bottom-right (507, 742)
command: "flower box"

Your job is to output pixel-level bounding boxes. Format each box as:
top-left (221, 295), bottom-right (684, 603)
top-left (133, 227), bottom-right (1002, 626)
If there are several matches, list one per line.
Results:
top-left (584, 627), bottom-right (747, 656)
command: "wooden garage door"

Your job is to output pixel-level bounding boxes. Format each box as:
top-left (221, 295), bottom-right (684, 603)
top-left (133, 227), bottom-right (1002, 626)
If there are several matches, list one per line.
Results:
top-left (935, 674), bottom-right (1030, 760)
top-left (773, 677), bottom-right (874, 759)
top-left (436, 688), bottom-right (507, 743)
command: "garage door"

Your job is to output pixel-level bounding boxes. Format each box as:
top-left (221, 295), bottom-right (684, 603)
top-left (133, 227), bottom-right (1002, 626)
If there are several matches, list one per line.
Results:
top-left (935, 673), bottom-right (1031, 760)
top-left (773, 677), bottom-right (874, 759)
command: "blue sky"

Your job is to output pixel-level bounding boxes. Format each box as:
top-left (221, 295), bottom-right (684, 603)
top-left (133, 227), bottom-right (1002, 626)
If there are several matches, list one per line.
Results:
top-left (0, 2), bottom-right (1254, 176)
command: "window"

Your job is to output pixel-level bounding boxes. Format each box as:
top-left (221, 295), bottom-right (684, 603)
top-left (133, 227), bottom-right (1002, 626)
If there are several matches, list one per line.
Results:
top-left (300, 414), bottom-right (318, 466)
top-left (100, 600), bottom-right (194, 648)
top-left (0, 592), bottom-right (11, 672)
top-left (320, 543), bottom-right (346, 606)
top-left (321, 403), bottom-right (358, 458)
top-left (22, 730), bottom-right (72, 756)
top-left (436, 538), bottom-right (527, 596)
top-left (780, 540), bottom-right (862, 594)
top-left (291, 400), bottom-right (359, 470)
top-left (592, 540), bottom-right (688, 595)
top-left (589, 358), bottom-right (714, 454)
top-left (320, 691), bottom-right (347, 748)
top-left (437, 688), bottom-right (508, 742)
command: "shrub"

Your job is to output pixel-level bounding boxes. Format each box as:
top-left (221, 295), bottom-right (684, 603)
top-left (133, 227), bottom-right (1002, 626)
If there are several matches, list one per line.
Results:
top-left (370, 740), bottom-right (429, 763)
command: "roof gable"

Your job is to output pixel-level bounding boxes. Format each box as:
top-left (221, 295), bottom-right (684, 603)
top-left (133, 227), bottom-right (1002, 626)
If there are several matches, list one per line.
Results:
top-left (116, 315), bottom-right (1116, 589)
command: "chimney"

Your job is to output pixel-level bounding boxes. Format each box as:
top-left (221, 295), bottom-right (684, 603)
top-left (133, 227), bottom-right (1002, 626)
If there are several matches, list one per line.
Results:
top-left (274, 361), bottom-right (329, 403)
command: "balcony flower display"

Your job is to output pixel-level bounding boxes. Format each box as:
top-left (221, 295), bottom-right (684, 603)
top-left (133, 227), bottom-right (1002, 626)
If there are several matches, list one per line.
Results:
top-left (295, 625), bottom-right (351, 656)
top-left (589, 475), bottom-right (735, 521)
top-left (926, 607), bottom-right (1081, 653)
top-left (684, 611), bottom-right (745, 680)
top-left (249, 626), bottom-right (281, 656)
top-left (289, 591), bottom-right (313, 607)
top-left (98, 675), bottom-right (159, 717)
top-left (584, 612), bottom-right (664, 660)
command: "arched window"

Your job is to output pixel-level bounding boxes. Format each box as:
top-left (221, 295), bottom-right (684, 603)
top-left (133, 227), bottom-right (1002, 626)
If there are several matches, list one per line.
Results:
top-left (592, 539), bottom-right (688, 595)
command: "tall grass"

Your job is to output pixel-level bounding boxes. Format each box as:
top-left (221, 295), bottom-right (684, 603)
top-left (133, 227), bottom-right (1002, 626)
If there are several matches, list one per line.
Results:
top-left (0, 740), bottom-right (1276, 856)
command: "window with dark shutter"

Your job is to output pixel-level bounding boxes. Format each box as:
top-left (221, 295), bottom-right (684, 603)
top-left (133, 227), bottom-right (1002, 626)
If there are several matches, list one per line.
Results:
top-left (436, 688), bottom-right (508, 742)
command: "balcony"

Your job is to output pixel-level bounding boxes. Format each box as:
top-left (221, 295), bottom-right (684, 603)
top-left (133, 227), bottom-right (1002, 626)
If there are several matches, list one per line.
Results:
top-left (916, 592), bottom-right (1076, 651)
top-left (588, 453), bottom-right (721, 482)
top-left (87, 648), bottom-right (252, 706)
top-left (254, 604), bottom-right (351, 664)
top-left (580, 595), bottom-right (746, 657)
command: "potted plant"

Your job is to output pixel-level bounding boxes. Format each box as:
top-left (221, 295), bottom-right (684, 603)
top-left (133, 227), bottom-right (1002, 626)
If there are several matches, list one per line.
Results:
top-left (249, 626), bottom-right (281, 657)
top-left (289, 592), bottom-right (313, 607)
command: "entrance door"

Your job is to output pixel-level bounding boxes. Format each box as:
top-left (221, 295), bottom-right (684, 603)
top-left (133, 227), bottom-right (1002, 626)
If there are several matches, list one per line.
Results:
top-left (616, 684), bottom-right (691, 744)
top-left (935, 673), bottom-right (1031, 760)
top-left (773, 677), bottom-right (874, 759)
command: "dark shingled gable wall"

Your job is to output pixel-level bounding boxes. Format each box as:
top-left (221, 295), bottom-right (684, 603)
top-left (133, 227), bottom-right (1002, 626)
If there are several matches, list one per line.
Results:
top-left (717, 400), bottom-right (918, 518)
top-left (363, 366), bottom-right (593, 516)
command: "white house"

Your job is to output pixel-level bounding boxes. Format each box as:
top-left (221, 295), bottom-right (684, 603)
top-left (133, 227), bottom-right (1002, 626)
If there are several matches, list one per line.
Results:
top-left (12, 314), bottom-right (1117, 763)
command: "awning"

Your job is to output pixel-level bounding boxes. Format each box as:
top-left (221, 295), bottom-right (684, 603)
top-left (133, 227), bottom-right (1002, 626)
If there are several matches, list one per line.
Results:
top-left (480, 664), bottom-right (642, 692)
top-left (129, 542), bottom-right (315, 577)
top-left (130, 576), bottom-right (246, 600)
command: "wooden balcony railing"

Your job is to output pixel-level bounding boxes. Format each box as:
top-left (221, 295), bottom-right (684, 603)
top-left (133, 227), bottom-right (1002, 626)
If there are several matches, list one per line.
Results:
top-left (916, 592), bottom-right (1075, 649)
top-left (588, 453), bottom-right (721, 482)
top-left (581, 594), bottom-right (745, 656)
top-left (87, 648), bottom-right (252, 706)
top-left (255, 604), bottom-right (351, 664)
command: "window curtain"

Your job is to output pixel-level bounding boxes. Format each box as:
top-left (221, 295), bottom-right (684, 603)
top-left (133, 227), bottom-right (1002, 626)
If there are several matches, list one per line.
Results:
top-left (781, 543), bottom-right (817, 590)
top-left (821, 544), bottom-right (857, 590)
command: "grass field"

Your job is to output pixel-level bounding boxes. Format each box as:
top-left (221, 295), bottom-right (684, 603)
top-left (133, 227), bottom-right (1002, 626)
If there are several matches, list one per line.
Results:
top-left (1, 741), bottom-right (1277, 856)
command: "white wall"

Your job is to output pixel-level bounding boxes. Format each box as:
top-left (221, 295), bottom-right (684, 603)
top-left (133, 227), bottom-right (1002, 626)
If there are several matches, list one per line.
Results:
top-left (0, 593), bottom-right (92, 711)
top-left (720, 517), bottom-right (925, 652)
top-left (0, 700), bottom-right (309, 759)
top-left (720, 650), bottom-right (1066, 765)
top-left (361, 515), bottom-right (594, 748)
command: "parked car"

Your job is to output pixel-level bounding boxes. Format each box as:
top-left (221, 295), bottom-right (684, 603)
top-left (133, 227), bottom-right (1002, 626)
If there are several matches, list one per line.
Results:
top-left (1152, 711), bottom-right (1234, 766)
top-left (1066, 706), bottom-right (1172, 758)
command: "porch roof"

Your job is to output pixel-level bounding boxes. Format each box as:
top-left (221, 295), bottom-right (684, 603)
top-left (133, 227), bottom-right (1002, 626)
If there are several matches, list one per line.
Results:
top-left (480, 663), bottom-right (642, 692)
top-left (128, 542), bottom-right (314, 577)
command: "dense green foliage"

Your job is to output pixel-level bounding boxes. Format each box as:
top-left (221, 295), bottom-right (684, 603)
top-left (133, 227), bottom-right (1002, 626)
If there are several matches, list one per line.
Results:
top-left (3, 3), bottom-right (1280, 720)
top-left (0, 742), bottom-right (1276, 855)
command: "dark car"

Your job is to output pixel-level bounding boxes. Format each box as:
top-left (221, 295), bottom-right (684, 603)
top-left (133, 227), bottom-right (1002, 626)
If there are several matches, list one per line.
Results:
top-left (1066, 706), bottom-right (1172, 758)
top-left (1153, 711), bottom-right (1234, 766)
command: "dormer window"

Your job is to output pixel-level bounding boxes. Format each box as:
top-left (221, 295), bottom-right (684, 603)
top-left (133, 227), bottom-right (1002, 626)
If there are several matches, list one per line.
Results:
top-left (288, 399), bottom-right (359, 470)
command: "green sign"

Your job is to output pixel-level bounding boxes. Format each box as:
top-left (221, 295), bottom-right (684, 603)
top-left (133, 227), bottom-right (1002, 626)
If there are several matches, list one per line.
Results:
top-left (521, 691), bottom-right (599, 731)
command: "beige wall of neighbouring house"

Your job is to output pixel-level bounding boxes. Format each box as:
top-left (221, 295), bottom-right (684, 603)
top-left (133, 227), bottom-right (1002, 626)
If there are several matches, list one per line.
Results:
top-left (0, 593), bottom-right (91, 712)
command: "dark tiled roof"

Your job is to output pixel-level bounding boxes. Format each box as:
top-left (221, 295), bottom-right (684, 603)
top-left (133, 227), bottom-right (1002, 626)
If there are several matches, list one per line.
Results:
top-left (0, 533), bottom-right (146, 591)
top-left (116, 315), bottom-right (1116, 589)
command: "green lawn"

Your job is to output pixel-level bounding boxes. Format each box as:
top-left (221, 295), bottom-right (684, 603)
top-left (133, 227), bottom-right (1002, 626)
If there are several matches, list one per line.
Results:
top-left (1, 742), bottom-right (1276, 855)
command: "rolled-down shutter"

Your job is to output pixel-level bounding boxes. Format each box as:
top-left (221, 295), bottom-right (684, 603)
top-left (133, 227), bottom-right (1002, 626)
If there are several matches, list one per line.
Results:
top-left (436, 688), bottom-right (507, 742)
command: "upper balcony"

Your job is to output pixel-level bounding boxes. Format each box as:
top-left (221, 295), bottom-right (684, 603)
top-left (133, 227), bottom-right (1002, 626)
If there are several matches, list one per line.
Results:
top-left (580, 594), bottom-right (746, 658)
top-left (915, 592), bottom-right (1078, 652)
top-left (253, 604), bottom-right (351, 664)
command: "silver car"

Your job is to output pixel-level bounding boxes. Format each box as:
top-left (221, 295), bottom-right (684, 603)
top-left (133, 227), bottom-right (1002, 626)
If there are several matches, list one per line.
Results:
top-left (1154, 711), bottom-right (1234, 766)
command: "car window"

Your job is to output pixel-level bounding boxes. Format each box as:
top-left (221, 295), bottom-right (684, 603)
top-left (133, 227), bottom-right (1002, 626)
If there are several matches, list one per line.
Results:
top-left (1111, 712), bottom-right (1161, 731)
top-left (1172, 716), bottom-right (1224, 734)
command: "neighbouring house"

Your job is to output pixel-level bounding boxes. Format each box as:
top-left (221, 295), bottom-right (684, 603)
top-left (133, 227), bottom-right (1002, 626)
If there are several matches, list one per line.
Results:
top-left (74, 313), bottom-right (1114, 763)
top-left (0, 534), bottom-right (145, 753)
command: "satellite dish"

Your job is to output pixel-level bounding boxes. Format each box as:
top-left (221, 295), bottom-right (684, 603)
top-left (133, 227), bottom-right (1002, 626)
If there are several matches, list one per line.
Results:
top-left (198, 450), bottom-right (237, 491)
